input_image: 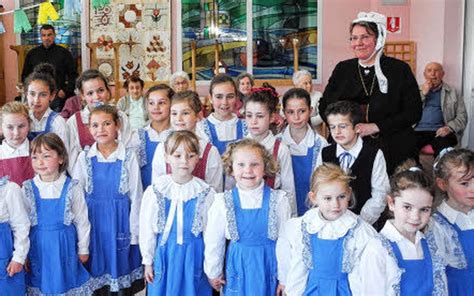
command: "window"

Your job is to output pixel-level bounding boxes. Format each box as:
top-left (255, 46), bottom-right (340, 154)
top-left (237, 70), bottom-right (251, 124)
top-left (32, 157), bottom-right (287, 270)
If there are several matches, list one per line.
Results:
top-left (180, 0), bottom-right (321, 83)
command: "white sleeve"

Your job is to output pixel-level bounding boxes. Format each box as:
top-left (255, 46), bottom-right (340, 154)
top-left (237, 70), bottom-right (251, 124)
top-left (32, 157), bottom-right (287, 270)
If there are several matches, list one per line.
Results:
top-left (202, 188), bottom-right (216, 230)
top-left (127, 151), bottom-right (143, 244)
top-left (310, 92), bottom-right (323, 127)
top-left (360, 150), bottom-right (389, 225)
top-left (204, 193), bottom-right (227, 279)
top-left (139, 186), bottom-right (159, 266)
top-left (7, 182), bottom-right (30, 264)
top-left (71, 182), bottom-right (90, 255)
top-left (118, 111), bottom-right (132, 146)
top-left (428, 217), bottom-right (467, 269)
top-left (126, 129), bottom-right (141, 151)
top-left (204, 146), bottom-right (224, 193)
top-left (284, 219), bottom-right (309, 296)
top-left (350, 237), bottom-right (398, 296)
top-left (276, 219), bottom-right (296, 286)
top-left (52, 115), bottom-right (70, 153)
top-left (276, 144), bottom-right (296, 216)
top-left (66, 116), bottom-right (82, 174)
top-left (151, 143), bottom-right (167, 185)
top-left (71, 151), bottom-right (88, 190)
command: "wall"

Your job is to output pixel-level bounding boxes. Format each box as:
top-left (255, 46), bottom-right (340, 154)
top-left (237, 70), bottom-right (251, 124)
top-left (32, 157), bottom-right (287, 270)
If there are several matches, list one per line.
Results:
top-left (0, 0), bottom-right (465, 100)
top-left (2, 0), bottom-right (19, 101)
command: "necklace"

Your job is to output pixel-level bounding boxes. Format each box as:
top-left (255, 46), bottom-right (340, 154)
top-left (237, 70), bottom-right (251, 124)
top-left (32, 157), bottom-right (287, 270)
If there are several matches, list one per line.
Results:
top-left (358, 65), bottom-right (376, 96)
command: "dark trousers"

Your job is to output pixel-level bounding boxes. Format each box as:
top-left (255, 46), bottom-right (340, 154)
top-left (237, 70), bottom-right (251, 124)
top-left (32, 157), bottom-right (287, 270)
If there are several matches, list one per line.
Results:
top-left (415, 130), bottom-right (458, 157)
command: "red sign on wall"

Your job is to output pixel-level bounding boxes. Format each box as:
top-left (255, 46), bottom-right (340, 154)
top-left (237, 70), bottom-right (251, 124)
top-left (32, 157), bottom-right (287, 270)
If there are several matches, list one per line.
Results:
top-left (387, 17), bottom-right (401, 33)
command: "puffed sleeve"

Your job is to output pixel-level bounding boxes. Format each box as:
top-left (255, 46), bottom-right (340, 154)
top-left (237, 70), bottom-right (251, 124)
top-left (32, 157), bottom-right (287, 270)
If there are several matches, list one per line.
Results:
top-left (204, 146), bottom-right (224, 193)
top-left (284, 218), bottom-right (308, 296)
top-left (139, 186), bottom-right (159, 266)
top-left (118, 111), bottom-right (132, 146)
top-left (127, 151), bottom-right (143, 245)
top-left (151, 142), bottom-right (166, 185)
top-left (51, 114), bottom-right (70, 153)
top-left (66, 114), bottom-right (82, 174)
top-left (7, 182), bottom-right (30, 264)
top-left (276, 218), bottom-right (295, 286)
top-left (71, 150), bottom-right (88, 190)
top-left (70, 181), bottom-right (90, 255)
top-left (428, 216), bottom-right (467, 269)
top-left (204, 193), bottom-right (228, 279)
top-left (275, 144), bottom-right (296, 216)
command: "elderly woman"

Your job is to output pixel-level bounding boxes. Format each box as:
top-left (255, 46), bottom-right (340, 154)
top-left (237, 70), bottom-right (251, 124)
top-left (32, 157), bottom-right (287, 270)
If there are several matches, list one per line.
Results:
top-left (319, 12), bottom-right (421, 174)
top-left (169, 71), bottom-right (191, 93)
top-left (293, 70), bottom-right (323, 128)
top-left (234, 73), bottom-right (254, 118)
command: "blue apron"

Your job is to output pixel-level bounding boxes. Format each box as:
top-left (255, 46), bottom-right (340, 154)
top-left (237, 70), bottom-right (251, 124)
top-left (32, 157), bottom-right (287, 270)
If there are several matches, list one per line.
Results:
top-left (28, 111), bottom-right (58, 141)
top-left (437, 213), bottom-right (474, 295)
top-left (206, 119), bottom-right (243, 155)
top-left (147, 196), bottom-right (211, 295)
top-left (27, 177), bottom-right (91, 295)
top-left (291, 146), bottom-right (314, 216)
top-left (389, 239), bottom-right (434, 295)
top-left (224, 186), bottom-right (277, 295)
top-left (86, 157), bottom-right (142, 291)
top-left (140, 130), bottom-right (160, 189)
top-left (0, 223), bottom-right (25, 296)
top-left (303, 231), bottom-right (352, 295)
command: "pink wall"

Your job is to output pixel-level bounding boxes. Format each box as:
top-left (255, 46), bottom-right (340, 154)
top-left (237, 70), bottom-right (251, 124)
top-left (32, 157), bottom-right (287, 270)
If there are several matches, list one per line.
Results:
top-left (1, 0), bottom-right (465, 101)
top-left (2, 0), bottom-right (19, 101)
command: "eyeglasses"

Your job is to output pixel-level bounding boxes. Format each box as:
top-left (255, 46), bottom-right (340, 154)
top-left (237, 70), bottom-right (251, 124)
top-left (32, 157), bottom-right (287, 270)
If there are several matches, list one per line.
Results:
top-left (349, 34), bottom-right (373, 43)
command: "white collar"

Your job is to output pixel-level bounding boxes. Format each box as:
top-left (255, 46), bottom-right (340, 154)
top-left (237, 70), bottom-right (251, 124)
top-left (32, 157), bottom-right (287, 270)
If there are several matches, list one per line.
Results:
top-left (438, 200), bottom-right (474, 224)
top-left (207, 113), bottom-right (239, 125)
top-left (281, 124), bottom-right (315, 148)
top-left (33, 173), bottom-right (66, 190)
top-left (236, 181), bottom-right (265, 196)
top-left (302, 207), bottom-right (358, 236)
top-left (153, 174), bottom-right (210, 202)
top-left (29, 108), bottom-right (53, 123)
top-left (248, 131), bottom-right (275, 148)
top-left (336, 135), bottom-right (363, 158)
top-left (86, 141), bottom-right (126, 160)
top-left (380, 219), bottom-right (425, 245)
top-left (1, 139), bottom-right (29, 155)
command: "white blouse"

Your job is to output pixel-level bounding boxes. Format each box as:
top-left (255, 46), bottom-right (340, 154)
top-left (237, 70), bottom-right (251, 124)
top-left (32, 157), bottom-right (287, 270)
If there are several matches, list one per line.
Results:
top-left (196, 113), bottom-right (243, 142)
top-left (310, 91), bottom-right (323, 128)
top-left (315, 136), bottom-right (390, 224)
top-left (23, 174), bottom-right (90, 255)
top-left (0, 139), bottom-right (29, 159)
top-left (66, 107), bottom-right (132, 173)
top-left (0, 180), bottom-right (30, 264)
top-left (29, 108), bottom-right (69, 151)
top-left (151, 135), bottom-right (223, 193)
top-left (139, 175), bottom-right (215, 266)
top-left (279, 124), bottom-right (328, 157)
top-left (428, 200), bottom-right (474, 269)
top-left (71, 142), bottom-right (142, 245)
top-left (204, 182), bottom-right (291, 279)
top-left (247, 132), bottom-right (296, 215)
top-left (351, 220), bottom-right (448, 296)
top-left (127, 123), bottom-right (171, 151)
top-left (281, 208), bottom-right (376, 295)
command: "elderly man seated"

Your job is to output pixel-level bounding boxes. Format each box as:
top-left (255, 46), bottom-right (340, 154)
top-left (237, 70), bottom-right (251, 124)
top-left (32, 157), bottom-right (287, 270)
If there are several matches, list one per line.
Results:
top-left (415, 62), bottom-right (467, 157)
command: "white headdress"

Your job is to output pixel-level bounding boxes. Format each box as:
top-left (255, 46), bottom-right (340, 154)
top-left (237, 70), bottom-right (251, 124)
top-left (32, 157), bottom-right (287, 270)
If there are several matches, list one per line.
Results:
top-left (352, 11), bottom-right (388, 94)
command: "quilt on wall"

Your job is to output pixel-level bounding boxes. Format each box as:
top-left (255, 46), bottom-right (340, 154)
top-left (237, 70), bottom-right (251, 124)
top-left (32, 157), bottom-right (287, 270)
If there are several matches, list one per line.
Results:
top-left (89, 0), bottom-right (171, 84)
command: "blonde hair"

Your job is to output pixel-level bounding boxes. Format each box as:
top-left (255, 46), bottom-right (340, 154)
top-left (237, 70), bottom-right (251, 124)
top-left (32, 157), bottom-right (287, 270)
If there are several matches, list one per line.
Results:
top-left (164, 130), bottom-right (200, 156)
top-left (309, 163), bottom-right (355, 207)
top-left (221, 138), bottom-right (279, 177)
top-left (1, 102), bottom-right (30, 125)
top-left (31, 133), bottom-right (69, 173)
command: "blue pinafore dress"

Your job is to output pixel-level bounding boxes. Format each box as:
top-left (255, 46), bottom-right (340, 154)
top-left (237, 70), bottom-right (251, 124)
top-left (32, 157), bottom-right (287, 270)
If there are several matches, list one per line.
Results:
top-left (389, 239), bottom-right (434, 295)
top-left (0, 178), bottom-right (25, 295)
top-left (147, 187), bottom-right (212, 295)
top-left (27, 111), bottom-right (58, 141)
top-left (85, 152), bottom-right (143, 292)
top-left (435, 213), bottom-right (474, 295)
top-left (204, 119), bottom-right (245, 155)
top-left (24, 177), bottom-right (93, 295)
top-left (291, 137), bottom-right (322, 216)
top-left (138, 128), bottom-right (160, 189)
top-left (224, 186), bottom-right (278, 295)
top-left (301, 223), bottom-right (352, 295)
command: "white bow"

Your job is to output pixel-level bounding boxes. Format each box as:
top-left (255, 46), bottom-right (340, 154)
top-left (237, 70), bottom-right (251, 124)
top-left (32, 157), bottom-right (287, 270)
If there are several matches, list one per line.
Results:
top-left (160, 198), bottom-right (184, 245)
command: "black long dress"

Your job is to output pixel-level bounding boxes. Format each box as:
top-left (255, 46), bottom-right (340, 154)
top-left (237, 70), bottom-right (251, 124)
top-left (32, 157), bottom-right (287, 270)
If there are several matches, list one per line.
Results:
top-left (319, 55), bottom-right (422, 175)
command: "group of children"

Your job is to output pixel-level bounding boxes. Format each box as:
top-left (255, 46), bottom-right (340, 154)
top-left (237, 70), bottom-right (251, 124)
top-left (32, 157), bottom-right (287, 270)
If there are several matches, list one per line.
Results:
top-left (0, 65), bottom-right (472, 296)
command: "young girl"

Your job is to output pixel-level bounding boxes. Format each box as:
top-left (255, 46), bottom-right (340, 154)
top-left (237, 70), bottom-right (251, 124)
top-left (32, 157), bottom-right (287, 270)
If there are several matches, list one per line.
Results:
top-left (140, 130), bottom-right (215, 295)
top-left (129, 84), bottom-right (173, 189)
top-left (0, 102), bottom-right (35, 185)
top-left (280, 88), bottom-right (327, 216)
top-left (22, 133), bottom-right (93, 295)
top-left (66, 69), bottom-right (132, 172)
top-left (430, 148), bottom-right (474, 295)
top-left (72, 105), bottom-right (144, 294)
top-left (280, 163), bottom-right (376, 295)
top-left (117, 76), bottom-right (147, 129)
top-left (0, 177), bottom-right (29, 295)
top-left (25, 64), bottom-right (68, 145)
top-left (354, 162), bottom-right (447, 295)
top-left (245, 88), bottom-right (296, 214)
top-left (204, 139), bottom-right (291, 295)
top-left (197, 74), bottom-right (247, 155)
top-left (151, 90), bottom-right (223, 192)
